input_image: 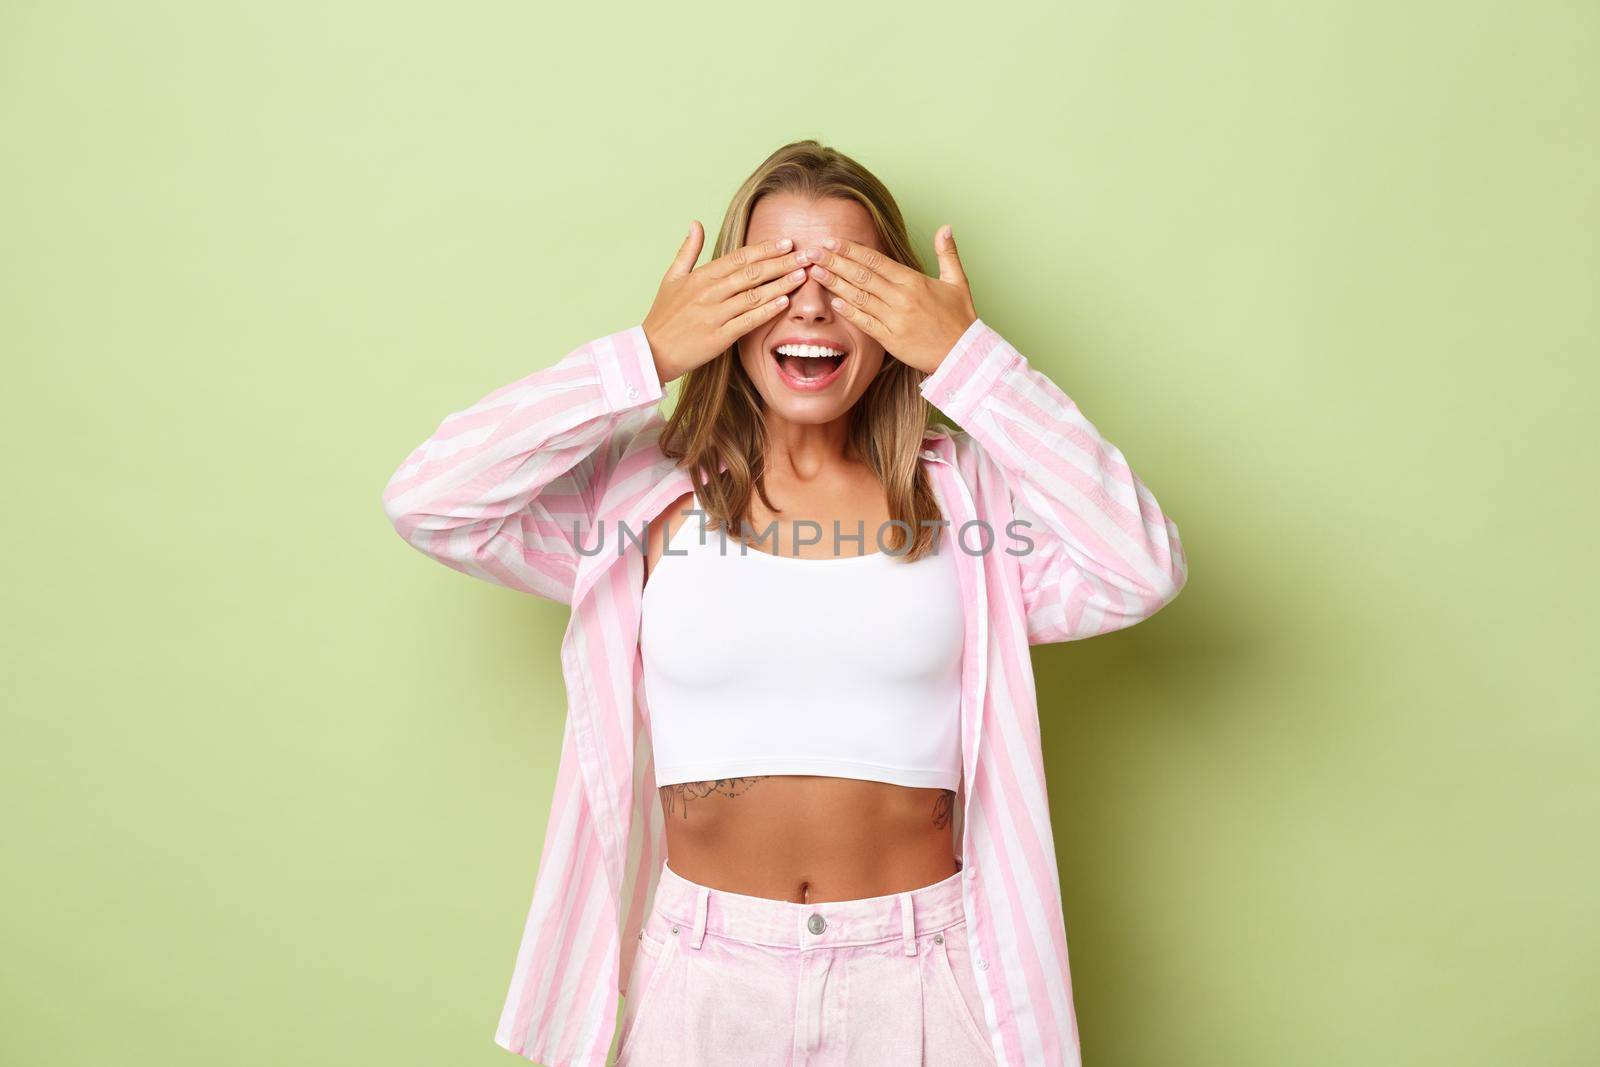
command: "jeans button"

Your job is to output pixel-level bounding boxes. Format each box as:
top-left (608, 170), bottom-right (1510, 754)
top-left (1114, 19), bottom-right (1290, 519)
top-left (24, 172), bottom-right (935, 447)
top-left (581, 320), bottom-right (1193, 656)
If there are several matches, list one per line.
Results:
top-left (807, 913), bottom-right (827, 935)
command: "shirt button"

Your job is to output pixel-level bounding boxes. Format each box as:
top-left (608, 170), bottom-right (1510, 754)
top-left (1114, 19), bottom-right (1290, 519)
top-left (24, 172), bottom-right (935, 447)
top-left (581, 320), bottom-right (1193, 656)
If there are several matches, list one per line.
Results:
top-left (807, 913), bottom-right (827, 935)
top-left (625, 384), bottom-right (640, 401)
top-left (977, 958), bottom-right (988, 970)
top-left (921, 449), bottom-right (938, 460)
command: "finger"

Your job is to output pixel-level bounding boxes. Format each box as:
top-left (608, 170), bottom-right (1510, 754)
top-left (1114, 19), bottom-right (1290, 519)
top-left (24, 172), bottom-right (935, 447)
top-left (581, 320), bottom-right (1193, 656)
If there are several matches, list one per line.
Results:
top-left (819, 236), bottom-right (921, 287)
top-left (809, 264), bottom-right (896, 319)
top-left (715, 292), bottom-right (792, 344)
top-left (706, 247), bottom-right (809, 301)
top-left (934, 224), bottom-right (968, 288)
top-left (716, 266), bottom-right (808, 321)
top-left (809, 247), bottom-right (898, 304)
top-left (825, 294), bottom-right (889, 345)
top-left (665, 221), bottom-right (704, 280)
top-left (707, 237), bottom-right (796, 281)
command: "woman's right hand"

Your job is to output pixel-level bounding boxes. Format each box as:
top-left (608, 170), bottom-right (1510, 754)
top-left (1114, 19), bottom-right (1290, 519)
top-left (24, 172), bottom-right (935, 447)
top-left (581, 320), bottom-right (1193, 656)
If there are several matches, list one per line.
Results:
top-left (642, 221), bottom-right (810, 384)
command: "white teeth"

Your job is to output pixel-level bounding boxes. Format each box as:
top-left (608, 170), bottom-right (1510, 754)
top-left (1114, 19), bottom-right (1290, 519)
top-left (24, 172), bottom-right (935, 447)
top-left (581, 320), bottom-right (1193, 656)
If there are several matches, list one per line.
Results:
top-left (775, 343), bottom-right (846, 358)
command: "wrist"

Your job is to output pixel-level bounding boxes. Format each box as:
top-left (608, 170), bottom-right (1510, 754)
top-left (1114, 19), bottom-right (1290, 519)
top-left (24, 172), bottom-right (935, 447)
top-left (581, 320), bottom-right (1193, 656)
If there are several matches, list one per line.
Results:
top-left (641, 327), bottom-right (680, 386)
top-left (916, 316), bottom-right (981, 376)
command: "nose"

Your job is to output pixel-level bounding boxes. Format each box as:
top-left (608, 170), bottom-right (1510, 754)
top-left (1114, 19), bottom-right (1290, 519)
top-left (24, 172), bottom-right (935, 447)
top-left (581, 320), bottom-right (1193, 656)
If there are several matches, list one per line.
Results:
top-left (785, 270), bottom-right (836, 323)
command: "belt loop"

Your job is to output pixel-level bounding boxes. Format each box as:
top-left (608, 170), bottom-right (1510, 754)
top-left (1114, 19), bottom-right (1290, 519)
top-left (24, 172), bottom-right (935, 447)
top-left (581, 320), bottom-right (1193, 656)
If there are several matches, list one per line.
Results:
top-left (899, 890), bottom-right (916, 956)
top-left (690, 885), bottom-right (710, 950)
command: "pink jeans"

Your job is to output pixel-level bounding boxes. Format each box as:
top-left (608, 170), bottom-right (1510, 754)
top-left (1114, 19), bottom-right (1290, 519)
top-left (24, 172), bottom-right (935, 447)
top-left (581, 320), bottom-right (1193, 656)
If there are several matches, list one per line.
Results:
top-left (614, 859), bottom-right (999, 1066)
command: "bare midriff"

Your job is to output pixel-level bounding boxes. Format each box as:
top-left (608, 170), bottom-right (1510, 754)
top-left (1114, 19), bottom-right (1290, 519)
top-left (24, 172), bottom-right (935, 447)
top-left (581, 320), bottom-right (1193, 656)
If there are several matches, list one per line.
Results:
top-left (658, 775), bottom-right (959, 903)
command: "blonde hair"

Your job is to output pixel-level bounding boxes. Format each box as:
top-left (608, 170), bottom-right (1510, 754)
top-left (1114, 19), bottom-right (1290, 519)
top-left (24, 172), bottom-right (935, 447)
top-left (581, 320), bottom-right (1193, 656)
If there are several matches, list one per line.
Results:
top-left (658, 139), bottom-right (944, 561)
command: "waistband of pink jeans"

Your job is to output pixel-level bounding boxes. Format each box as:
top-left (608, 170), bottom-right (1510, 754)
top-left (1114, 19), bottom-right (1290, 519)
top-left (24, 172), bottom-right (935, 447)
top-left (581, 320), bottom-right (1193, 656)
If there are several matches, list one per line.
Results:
top-left (652, 860), bottom-right (968, 951)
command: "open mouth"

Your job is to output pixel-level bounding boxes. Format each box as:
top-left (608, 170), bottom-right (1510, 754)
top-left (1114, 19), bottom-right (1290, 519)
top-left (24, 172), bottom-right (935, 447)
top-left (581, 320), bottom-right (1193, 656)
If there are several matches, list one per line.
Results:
top-left (771, 341), bottom-right (850, 391)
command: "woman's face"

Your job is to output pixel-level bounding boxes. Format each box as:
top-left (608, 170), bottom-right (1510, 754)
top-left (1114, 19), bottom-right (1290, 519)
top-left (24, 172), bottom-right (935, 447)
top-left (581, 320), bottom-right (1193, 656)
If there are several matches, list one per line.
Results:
top-left (737, 193), bottom-right (888, 424)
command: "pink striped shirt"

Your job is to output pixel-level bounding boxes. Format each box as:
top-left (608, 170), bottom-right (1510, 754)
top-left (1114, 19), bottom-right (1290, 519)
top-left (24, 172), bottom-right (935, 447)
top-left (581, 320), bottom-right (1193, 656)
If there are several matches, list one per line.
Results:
top-left (381, 317), bottom-right (1187, 1066)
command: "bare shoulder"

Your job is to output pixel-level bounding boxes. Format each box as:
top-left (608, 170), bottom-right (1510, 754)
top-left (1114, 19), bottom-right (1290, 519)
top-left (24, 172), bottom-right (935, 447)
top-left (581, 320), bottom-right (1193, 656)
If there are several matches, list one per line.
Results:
top-left (643, 489), bottom-right (698, 583)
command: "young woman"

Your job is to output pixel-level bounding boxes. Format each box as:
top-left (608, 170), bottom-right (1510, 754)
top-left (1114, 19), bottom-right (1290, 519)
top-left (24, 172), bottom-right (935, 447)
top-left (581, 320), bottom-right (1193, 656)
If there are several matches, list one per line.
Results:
top-left (382, 140), bottom-right (1187, 1067)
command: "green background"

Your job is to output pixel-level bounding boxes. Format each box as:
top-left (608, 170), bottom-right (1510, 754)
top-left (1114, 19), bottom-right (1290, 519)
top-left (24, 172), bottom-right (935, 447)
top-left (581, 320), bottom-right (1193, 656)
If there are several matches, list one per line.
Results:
top-left (6, 2), bottom-right (1596, 1065)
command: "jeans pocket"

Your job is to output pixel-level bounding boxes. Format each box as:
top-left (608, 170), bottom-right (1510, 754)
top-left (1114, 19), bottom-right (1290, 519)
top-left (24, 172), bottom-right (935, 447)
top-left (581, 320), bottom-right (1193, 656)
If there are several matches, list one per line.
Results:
top-left (615, 914), bottom-right (679, 1065)
top-left (928, 920), bottom-right (997, 1063)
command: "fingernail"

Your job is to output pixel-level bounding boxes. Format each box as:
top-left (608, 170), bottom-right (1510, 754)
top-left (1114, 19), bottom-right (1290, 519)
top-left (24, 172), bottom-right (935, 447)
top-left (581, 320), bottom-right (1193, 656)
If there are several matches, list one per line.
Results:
top-left (795, 249), bottom-right (810, 264)
top-left (790, 269), bottom-right (805, 280)
top-left (830, 297), bottom-right (844, 309)
top-left (822, 237), bottom-right (840, 250)
top-left (777, 295), bottom-right (789, 304)
top-left (810, 265), bottom-right (830, 280)
top-left (777, 237), bottom-right (793, 251)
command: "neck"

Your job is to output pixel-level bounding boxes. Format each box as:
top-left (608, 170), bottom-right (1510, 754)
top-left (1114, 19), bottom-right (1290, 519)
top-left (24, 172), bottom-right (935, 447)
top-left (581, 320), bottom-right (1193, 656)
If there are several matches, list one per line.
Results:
top-left (762, 411), bottom-right (855, 481)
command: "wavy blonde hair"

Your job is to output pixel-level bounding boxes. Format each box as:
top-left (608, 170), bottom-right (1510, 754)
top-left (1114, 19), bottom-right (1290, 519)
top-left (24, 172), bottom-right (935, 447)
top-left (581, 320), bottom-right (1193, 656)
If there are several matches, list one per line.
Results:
top-left (658, 139), bottom-right (944, 562)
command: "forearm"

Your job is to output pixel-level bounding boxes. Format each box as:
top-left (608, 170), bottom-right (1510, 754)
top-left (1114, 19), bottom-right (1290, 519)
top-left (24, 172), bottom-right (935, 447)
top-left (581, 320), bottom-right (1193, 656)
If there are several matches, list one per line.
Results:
top-left (920, 318), bottom-right (1187, 638)
top-left (381, 325), bottom-right (665, 599)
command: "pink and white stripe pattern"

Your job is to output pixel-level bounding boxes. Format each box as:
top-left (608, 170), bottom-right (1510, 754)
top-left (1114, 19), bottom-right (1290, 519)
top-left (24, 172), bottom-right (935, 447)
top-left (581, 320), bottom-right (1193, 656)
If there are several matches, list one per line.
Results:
top-left (382, 317), bottom-right (1187, 1066)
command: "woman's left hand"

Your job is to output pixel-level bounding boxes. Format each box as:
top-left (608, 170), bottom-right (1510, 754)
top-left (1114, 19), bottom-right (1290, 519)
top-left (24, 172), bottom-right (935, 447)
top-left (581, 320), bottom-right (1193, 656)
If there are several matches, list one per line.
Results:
top-left (802, 225), bottom-right (978, 375)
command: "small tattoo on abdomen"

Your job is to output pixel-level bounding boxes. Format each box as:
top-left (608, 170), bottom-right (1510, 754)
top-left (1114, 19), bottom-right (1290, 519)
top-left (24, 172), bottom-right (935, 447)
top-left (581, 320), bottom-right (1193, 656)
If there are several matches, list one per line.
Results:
top-left (661, 776), bottom-right (770, 818)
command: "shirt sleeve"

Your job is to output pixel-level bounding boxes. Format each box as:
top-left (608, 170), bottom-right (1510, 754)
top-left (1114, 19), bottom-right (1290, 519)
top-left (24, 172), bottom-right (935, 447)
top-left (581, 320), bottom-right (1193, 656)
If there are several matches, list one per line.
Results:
top-left (920, 318), bottom-right (1188, 644)
top-left (381, 325), bottom-right (665, 605)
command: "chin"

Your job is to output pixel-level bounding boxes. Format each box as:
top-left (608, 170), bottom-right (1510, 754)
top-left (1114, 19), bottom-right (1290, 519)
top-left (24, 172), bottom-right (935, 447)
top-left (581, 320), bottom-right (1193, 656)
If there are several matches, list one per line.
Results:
top-left (765, 395), bottom-right (859, 424)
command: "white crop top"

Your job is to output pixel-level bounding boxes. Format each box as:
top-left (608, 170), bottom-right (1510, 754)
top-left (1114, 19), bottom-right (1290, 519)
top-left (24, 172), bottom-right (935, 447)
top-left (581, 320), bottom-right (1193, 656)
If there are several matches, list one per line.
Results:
top-left (639, 495), bottom-right (966, 791)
